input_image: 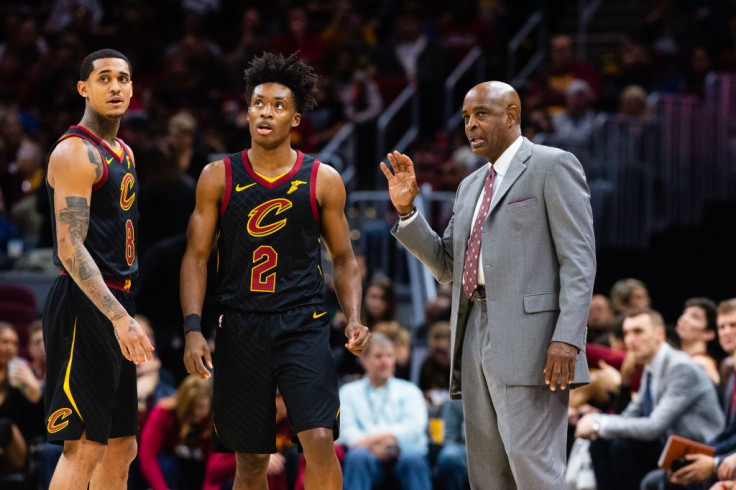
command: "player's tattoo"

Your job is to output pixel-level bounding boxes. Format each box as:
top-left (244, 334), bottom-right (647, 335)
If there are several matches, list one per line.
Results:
top-left (113, 327), bottom-right (120, 340)
top-left (58, 196), bottom-right (89, 244)
top-left (82, 139), bottom-right (103, 181)
top-left (76, 251), bottom-right (97, 280)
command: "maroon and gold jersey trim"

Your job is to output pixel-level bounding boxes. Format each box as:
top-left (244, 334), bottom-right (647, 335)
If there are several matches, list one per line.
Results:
top-left (221, 156), bottom-right (233, 217)
top-left (242, 150), bottom-right (305, 189)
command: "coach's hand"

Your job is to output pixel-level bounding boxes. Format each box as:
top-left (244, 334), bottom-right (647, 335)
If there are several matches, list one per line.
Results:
top-left (544, 341), bottom-right (578, 391)
top-left (345, 322), bottom-right (371, 356)
top-left (381, 151), bottom-right (420, 215)
top-left (184, 331), bottom-right (213, 379)
top-left (114, 316), bottom-right (154, 365)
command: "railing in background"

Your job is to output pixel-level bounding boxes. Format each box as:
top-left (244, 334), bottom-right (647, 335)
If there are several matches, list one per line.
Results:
top-left (506, 10), bottom-right (546, 89)
top-left (444, 47), bottom-right (486, 133)
top-left (315, 122), bottom-right (357, 190)
top-left (344, 188), bottom-right (456, 329)
top-left (577, 0), bottom-right (603, 62)
top-left (591, 113), bottom-right (657, 248)
top-left (375, 86), bottom-right (419, 174)
top-left (589, 73), bottom-right (736, 249)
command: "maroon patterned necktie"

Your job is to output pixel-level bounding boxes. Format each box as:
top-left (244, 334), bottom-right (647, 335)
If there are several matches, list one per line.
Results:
top-left (462, 165), bottom-right (496, 301)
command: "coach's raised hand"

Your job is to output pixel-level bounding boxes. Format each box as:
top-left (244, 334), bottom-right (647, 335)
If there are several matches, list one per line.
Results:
top-left (380, 151), bottom-right (420, 215)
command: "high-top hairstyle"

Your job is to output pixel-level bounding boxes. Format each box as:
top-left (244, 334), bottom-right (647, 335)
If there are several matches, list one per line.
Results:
top-left (80, 49), bottom-right (131, 81)
top-left (244, 52), bottom-right (318, 114)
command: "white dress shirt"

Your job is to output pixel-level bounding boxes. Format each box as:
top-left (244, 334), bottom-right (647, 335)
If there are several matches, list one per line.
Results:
top-left (399, 135), bottom-right (523, 285)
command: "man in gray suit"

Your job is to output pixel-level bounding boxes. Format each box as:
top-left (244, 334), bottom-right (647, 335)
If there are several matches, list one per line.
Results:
top-left (380, 81), bottom-right (596, 488)
top-left (576, 308), bottom-right (725, 490)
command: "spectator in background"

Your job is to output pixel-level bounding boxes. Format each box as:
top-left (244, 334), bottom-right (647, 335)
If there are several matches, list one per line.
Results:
top-left (435, 399), bottom-right (469, 490)
top-left (419, 321), bottom-right (452, 408)
top-left (139, 375), bottom-right (213, 490)
top-left (362, 276), bottom-right (397, 329)
top-left (675, 298), bottom-right (722, 384)
top-left (271, 7), bottom-right (325, 69)
top-left (373, 321), bottom-right (413, 382)
top-left (526, 34), bottom-right (601, 115)
top-left (223, 7), bottom-right (269, 89)
top-left (588, 294), bottom-right (615, 344)
top-left (685, 46), bottom-right (714, 97)
top-left (576, 309), bottom-right (724, 490)
top-left (610, 278), bottom-right (651, 314)
top-left (618, 84), bottom-right (649, 117)
top-left (135, 315), bottom-right (177, 427)
top-left (26, 320), bottom-right (45, 383)
top-left (0, 187), bottom-right (22, 269)
top-left (384, 6), bottom-right (448, 134)
top-left (338, 333), bottom-right (432, 490)
top-left (639, 298), bottom-right (736, 489)
top-left (9, 136), bottom-right (44, 249)
top-left (549, 79), bottom-right (597, 167)
top-left (0, 322), bottom-right (44, 477)
top-left (136, 112), bottom-right (199, 256)
top-left (44, 0), bottom-right (104, 36)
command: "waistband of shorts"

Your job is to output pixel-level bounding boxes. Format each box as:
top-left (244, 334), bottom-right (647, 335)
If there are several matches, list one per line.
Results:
top-left (59, 270), bottom-right (132, 293)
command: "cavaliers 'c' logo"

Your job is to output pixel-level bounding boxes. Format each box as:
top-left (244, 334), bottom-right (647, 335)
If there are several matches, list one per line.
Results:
top-left (47, 407), bottom-right (73, 434)
top-left (120, 173), bottom-right (135, 211)
top-left (247, 198), bottom-right (292, 237)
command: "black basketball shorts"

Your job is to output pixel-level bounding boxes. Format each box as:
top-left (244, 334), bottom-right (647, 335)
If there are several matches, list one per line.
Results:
top-left (212, 305), bottom-right (340, 453)
top-left (43, 274), bottom-right (137, 444)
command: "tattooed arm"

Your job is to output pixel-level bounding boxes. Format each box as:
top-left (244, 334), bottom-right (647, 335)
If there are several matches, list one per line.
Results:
top-left (48, 137), bottom-right (153, 364)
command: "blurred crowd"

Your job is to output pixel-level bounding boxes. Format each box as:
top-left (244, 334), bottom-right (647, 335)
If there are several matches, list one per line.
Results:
top-left (2, 0), bottom-right (736, 489)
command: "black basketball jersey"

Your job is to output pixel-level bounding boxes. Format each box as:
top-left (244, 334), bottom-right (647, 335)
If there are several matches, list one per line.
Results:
top-left (47, 125), bottom-right (139, 279)
top-left (215, 149), bottom-right (325, 312)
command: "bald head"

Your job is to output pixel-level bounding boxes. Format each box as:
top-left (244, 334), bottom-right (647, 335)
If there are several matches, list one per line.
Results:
top-left (462, 81), bottom-right (522, 163)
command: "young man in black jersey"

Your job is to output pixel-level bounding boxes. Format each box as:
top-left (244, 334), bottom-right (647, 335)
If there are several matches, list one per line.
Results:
top-left (181, 52), bottom-right (370, 489)
top-left (44, 49), bottom-right (154, 489)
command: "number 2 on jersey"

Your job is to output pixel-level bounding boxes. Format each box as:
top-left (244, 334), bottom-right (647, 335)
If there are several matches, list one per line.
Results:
top-left (250, 245), bottom-right (277, 292)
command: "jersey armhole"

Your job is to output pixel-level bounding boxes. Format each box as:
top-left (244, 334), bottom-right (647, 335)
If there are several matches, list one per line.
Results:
top-left (63, 134), bottom-right (109, 192)
top-left (309, 159), bottom-right (321, 222)
top-left (220, 157), bottom-right (233, 217)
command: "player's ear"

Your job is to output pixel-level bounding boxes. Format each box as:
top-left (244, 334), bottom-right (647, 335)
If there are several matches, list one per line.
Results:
top-left (292, 112), bottom-right (301, 128)
top-left (77, 80), bottom-right (88, 98)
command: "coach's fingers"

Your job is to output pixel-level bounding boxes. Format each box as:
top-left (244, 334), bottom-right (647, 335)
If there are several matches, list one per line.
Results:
top-left (380, 162), bottom-right (393, 180)
top-left (386, 153), bottom-right (401, 173)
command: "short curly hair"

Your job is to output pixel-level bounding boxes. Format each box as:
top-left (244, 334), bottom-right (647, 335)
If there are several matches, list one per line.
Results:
top-left (244, 52), bottom-right (319, 114)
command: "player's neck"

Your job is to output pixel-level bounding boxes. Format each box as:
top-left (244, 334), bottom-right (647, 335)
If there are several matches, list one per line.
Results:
top-left (79, 111), bottom-right (121, 147)
top-left (248, 145), bottom-right (297, 173)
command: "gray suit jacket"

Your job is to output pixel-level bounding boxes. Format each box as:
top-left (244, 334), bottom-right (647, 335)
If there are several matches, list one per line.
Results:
top-left (599, 344), bottom-right (725, 443)
top-left (393, 138), bottom-right (596, 396)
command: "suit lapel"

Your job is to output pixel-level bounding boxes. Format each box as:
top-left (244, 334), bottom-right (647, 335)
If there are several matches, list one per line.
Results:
top-left (488, 138), bottom-right (532, 216)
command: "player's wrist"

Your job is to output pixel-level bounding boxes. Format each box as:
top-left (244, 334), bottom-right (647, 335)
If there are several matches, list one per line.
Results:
top-left (183, 314), bottom-right (202, 336)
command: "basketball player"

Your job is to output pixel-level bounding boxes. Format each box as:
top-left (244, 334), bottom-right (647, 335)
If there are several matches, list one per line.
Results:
top-left (181, 52), bottom-right (370, 489)
top-left (43, 49), bottom-right (154, 490)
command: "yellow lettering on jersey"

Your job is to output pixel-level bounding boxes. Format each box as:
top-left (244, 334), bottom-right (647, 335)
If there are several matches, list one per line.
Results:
top-left (247, 198), bottom-right (292, 237)
top-left (120, 173), bottom-right (136, 211)
top-left (287, 180), bottom-right (307, 194)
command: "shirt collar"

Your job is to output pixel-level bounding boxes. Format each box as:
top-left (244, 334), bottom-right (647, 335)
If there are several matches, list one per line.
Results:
top-left (488, 135), bottom-right (523, 176)
top-left (646, 342), bottom-right (671, 378)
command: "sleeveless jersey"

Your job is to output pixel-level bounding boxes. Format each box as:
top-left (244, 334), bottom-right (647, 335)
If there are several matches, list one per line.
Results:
top-left (216, 149), bottom-right (325, 312)
top-left (47, 125), bottom-right (139, 279)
